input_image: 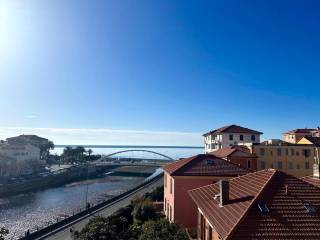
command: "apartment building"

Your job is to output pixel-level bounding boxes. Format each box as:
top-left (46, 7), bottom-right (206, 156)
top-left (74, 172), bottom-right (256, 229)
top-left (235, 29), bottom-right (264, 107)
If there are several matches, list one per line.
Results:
top-left (210, 145), bottom-right (258, 171)
top-left (162, 154), bottom-right (250, 228)
top-left (203, 125), bottom-right (262, 153)
top-left (0, 142), bottom-right (41, 177)
top-left (283, 128), bottom-right (320, 143)
top-left (189, 169), bottom-right (320, 240)
top-left (253, 141), bottom-right (317, 177)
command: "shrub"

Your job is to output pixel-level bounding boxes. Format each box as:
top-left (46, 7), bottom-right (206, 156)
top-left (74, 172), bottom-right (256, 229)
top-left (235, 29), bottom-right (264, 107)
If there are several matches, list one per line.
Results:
top-left (139, 219), bottom-right (189, 240)
top-left (132, 199), bottom-right (157, 224)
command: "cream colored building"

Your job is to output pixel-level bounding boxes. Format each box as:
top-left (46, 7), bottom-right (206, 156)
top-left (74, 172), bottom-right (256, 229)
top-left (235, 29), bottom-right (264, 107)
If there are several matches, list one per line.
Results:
top-left (204, 125), bottom-right (262, 153)
top-left (253, 141), bottom-right (318, 177)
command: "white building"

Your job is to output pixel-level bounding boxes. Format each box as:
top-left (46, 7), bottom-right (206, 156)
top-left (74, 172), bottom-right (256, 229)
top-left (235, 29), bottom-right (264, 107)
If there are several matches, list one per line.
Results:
top-left (203, 125), bottom-right (263, 153)
top-left (0, 143), bottom-right (41, 177)
top-left (0, 143), bottom-right (40, 162)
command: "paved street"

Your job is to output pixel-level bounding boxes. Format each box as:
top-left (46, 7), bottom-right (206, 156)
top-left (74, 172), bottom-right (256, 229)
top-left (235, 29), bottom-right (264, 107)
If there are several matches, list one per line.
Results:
top-left (42, 177), bottom-right (163, 240)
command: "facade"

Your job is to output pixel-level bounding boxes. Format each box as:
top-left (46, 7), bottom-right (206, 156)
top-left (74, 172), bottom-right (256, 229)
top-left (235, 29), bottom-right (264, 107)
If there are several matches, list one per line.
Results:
top-left (203, 125), bottom-right (263, 153)
top-left (162, 154), bottom-right (251, 228)
top-left (253, 142), bottom-right (317, 177)
top-left (0, 142), bottom-right (41, 177)
top-left (210, 145), bottom-right (258, 171)
top-left (283, 128), bottom-right (320, 143)
top-left (189, 169), bottom-right (320, 240)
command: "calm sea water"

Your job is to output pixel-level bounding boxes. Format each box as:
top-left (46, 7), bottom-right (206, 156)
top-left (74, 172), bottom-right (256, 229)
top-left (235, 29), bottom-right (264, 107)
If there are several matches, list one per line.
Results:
top-left (1, 146), bottom-right (203, 239)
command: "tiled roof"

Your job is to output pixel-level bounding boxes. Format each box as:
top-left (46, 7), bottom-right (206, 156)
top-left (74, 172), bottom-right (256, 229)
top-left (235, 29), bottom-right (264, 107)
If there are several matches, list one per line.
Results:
top-left (302, 136), bottom-right (320, 147)
top-left (189, 169), bottom-right (320, 240)
top-left (162, 154), bottom-right (251, 177)
top-left (203, 125), bottom-right (263, 136)
top-left (284, 128), bottom-right (317, 134)
top-left (301, 175), bottom-right (320, 188)
top-left (210, 146), bottom-right (254, 158)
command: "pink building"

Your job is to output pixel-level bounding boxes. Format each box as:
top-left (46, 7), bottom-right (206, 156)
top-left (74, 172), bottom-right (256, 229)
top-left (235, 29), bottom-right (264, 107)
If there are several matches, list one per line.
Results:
top-left (162, 154), bottom-right (251, 229)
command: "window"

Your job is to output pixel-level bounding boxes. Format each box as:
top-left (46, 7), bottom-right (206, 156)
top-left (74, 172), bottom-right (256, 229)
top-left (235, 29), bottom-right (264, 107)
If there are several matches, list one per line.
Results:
top-left (169, 205), bottom-right (172, 221)
top-left (247, 160), bottom-right (252, 169)
top-left (297, 163), bottom-right (300, 169)
top-left (251, 135), bottom-right (256, 141)
top-left (277, 148), bottom-right (282, 156)
top-left (305, 162), bottom-right (310, 169)
top-left (285, 149), bottom-right (289, 156)
top-left (200, 213), bottom-right (206, 240)
top-left (260, 148), bottom-right (265, 156)
top-left (260, 161), bottom-right (266, 169)
top-left (277, 161), bottom-right (283, 169)
top-left (288, 161), bottom-right (293, 169)
top-left (304, 149), bottom-right (311, 157)
top-left (208, 226), bottom-right (213, 240)
top-left (240, 135), bottom-right (244, 141)
top-left (170, 178), bottom-right (172, 194)
top-left (270, 151), bottom-right (273, 156)
top-left (164, 174), bottom-right (167, 188)
top-left (296, 151), bottom-right (300, 156)
top-left (291, 149), bottom-right (295, 156)
top-left (229, 134), bottom-right (233, 141)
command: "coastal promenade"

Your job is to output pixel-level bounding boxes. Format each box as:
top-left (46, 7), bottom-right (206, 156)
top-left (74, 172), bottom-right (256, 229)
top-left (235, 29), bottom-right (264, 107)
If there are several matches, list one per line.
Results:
top-left (31, 175), bottom-right (163, 240)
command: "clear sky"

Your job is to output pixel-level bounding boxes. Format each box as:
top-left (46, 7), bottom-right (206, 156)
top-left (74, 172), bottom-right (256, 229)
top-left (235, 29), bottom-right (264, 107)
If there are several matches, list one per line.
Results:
top-left (0, 0), bottom-right (320, 145)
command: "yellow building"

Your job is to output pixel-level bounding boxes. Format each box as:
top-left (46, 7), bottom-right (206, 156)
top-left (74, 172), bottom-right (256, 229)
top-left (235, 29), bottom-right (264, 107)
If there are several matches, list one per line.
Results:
top-left (253, 140), bottom-right (318, 177)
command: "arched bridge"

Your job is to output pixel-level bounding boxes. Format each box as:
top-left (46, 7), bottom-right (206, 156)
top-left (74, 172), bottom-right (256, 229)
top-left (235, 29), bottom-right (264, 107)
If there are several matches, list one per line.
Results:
top-left (98, 149), bottom-right (175, 161)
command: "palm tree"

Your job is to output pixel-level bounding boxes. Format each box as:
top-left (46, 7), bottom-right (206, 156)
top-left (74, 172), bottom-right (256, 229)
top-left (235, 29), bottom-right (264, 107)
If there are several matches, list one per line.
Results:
top-left (40, 140), bottom-right (55, 160)
top-left (62, 146), bottom-right (73, 163)
top-left (75, 146), bottom-right (86, 162)
top-left (87, 149), bottom-right (93, 161)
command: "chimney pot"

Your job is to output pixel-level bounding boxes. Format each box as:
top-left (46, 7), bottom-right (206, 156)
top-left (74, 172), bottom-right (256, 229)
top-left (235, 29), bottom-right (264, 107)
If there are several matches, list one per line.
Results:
top-left (219, 180), bottom-right (229, 207)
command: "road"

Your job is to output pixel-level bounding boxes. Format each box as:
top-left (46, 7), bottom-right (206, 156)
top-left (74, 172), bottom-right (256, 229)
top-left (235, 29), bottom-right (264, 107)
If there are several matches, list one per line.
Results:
top-left (40, 177), bottom-right (163, 240)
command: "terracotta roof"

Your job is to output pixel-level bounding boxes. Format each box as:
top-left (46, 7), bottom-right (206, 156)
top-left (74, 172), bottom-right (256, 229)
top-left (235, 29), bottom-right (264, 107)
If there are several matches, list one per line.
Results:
top-left (302, 136), bottom-right (320, 147)
top-left (210, 146), bottom-right (254, 159)
top-left (203, 125), bottom-right (263, 136)
top-left (284, 128), bottom-right (317, 134)
top-left (301, 175), bottom-right (320, 188)
top-left (189, 169), bottom-right (320, 240)
top-left (162, 154), bottom-right (251, 177)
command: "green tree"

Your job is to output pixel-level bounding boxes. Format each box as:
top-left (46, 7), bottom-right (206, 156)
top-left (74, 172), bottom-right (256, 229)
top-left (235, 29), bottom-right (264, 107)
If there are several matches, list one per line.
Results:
top-left (132, 199), bottom-right (157, 224)
top-left (75, 146), bottom-right (86, 162)
top-left (87, 149), bottom-right (93, 161)
top-left (139, 219), bottom-right (188, 240)
top-left (40, 140), bottom-right (55, 160)
top-left (80, 217), bottom-right (118, 240)
top-left (0, 228), bottom-right (9, 240)
top-left (144, 186), bottom-right (164, 201)
top-left (80, 216), bottom-right (133, 240)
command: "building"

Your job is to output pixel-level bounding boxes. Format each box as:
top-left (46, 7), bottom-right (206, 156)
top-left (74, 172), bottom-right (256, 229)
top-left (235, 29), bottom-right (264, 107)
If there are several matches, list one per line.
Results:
top-left (252, 141), bottom-right (317, 177)
top-left (6, 134), bottom-right (49, 148)
top-left (203, 125), bottom-right (263, 153)
top-left (189, 169), bottom-right (320, 240)
top-left (162, 154), bottom-right (251, 228)
top-left (210, 145), bottom-right (258, 171)
top-left (0, 142), bottom-right (42, 177)
top-left (283, 128), bottom-right (320, 143)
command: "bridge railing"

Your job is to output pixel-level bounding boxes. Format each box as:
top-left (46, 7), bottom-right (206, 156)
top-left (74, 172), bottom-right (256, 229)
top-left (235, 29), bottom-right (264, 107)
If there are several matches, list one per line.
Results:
top-left (19, 172), bottom-right (164, 240)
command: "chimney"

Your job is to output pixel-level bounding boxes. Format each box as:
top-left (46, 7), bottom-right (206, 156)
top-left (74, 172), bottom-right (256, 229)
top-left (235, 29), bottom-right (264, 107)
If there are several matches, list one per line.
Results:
top-left (219, 180), bottom-right (229, 207)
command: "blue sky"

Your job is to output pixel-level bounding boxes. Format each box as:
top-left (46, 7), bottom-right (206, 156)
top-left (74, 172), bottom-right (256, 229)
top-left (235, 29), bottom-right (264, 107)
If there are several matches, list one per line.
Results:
top-left (0, 0), bottom-right (320, 145)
